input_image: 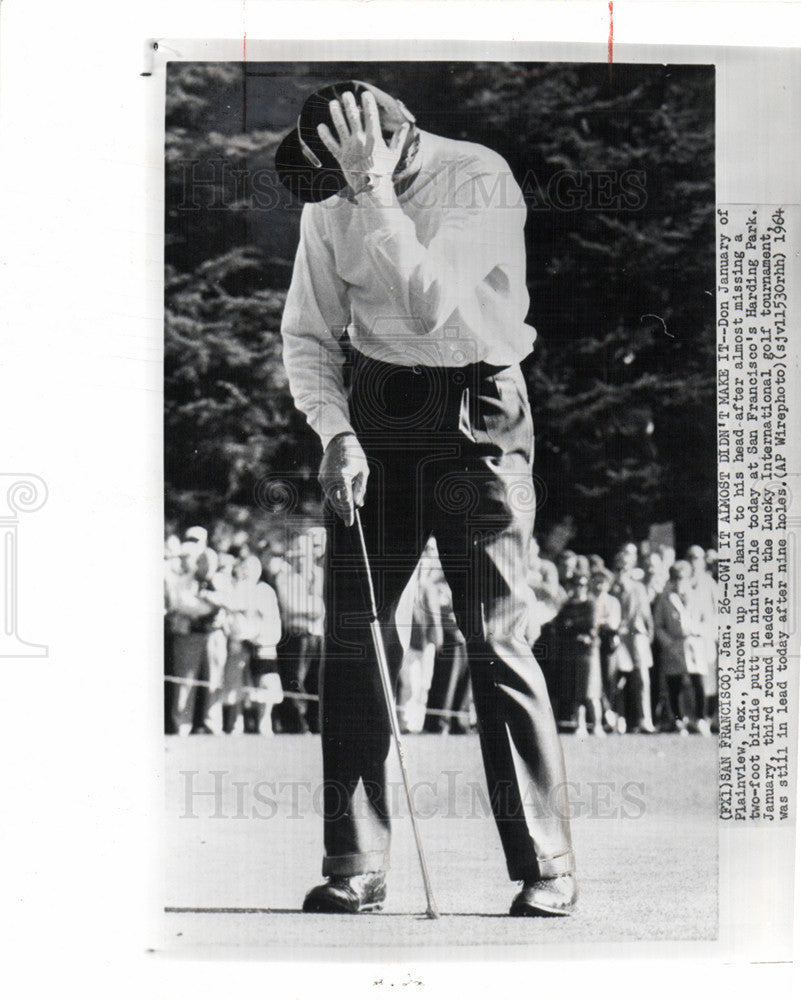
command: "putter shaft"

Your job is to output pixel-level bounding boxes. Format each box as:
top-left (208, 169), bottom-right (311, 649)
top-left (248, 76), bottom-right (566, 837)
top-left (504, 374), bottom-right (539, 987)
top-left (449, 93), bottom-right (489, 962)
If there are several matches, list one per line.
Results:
top-left (355, 510), bottom-right (440, 920)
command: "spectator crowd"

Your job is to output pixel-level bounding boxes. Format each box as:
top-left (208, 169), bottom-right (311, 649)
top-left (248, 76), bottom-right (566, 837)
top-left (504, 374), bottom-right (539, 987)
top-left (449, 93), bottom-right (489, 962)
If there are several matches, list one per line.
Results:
top-left (164, 525), bottom-right (324, 736)
top-left (165, 524), bottom-right (719, 739)
top-left (529, 540), bottom-right (719, 737)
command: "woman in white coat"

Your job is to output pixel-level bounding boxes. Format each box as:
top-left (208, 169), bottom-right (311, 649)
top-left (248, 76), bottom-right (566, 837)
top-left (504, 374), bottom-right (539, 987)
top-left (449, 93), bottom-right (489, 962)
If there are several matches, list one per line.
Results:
top-left (653, 560), bottom-right (709, 735)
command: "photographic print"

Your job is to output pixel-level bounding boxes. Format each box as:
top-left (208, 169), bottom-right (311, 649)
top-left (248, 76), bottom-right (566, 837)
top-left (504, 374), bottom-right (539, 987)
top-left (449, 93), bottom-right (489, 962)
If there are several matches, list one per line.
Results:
top-left (2, 2), bottom-right (798, 993)
top-left (162, 59), bottom-right (719, 951)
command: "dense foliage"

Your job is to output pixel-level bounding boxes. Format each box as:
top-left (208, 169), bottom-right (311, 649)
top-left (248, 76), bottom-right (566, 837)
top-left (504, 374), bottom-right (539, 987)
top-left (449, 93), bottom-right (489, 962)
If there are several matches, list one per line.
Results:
top-left (165, 62), bottom-right (716, 557)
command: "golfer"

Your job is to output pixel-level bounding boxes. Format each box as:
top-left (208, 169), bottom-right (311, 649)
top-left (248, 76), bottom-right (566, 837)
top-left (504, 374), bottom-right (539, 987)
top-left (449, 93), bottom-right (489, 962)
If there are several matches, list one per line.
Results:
top-left (277, 80), bottom-right (577, 916)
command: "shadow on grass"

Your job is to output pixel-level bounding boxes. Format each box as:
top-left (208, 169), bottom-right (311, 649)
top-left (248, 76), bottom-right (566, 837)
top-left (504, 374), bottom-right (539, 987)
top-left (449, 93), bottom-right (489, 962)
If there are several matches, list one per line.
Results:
top-left (165, 906), bottom-right (517, 919)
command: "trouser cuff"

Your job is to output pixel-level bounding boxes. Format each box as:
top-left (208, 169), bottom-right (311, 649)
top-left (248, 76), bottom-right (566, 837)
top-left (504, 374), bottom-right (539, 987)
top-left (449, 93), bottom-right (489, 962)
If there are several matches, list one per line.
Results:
top-left (536, 851), bottom-right (576, 879)
top-left (322, 851), bottom-right (389, 877)
top-left (510, 849), bottom-right (576, 881)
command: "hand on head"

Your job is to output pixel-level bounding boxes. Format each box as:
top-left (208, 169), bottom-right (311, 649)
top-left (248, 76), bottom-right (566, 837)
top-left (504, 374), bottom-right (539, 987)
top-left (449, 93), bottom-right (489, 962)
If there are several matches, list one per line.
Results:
top-left (316, 91), bottom-right (410, 194)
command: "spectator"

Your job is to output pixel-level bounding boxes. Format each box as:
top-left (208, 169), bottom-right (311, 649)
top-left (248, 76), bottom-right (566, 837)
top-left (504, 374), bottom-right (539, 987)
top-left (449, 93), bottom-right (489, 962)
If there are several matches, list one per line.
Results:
top-left (574, 554), bottom-right (591, 581)
top-left (271, 532), bottom-right (325, 733)
top-left (164, 534), bottom-right (183, 574)
top-left (230, 530), bottom-right (252, 560)
top-left (556, 549), bottom-right (579, 595)
top-left (619, 542), bottom-right (645, 581)
top-left (612, 545), bottom-right (655, 733)
top-left (182, 525), bottom-right (208, 560)
top-left (686, 544), bottom-right (718, 724)
top-left (229, 555), bottom-right (284, 735)
top-left (549, 580), bottom-right (582, 724)
top-left (163, 534), bottom-right (183, 729)
top-left (531, 539), bottom-right (567, 714)
top-left (653, 560), bottom-right (710, 735)
top-left (643, 551), bottom-right (668, 604)
top-left (424, 578), bottom-right (470, 735)
top-left (559, 575), bottom-right (602, 737)
top-left (202, 550), bottom-right (242, 733)
top-left (657, 544), bottom-right (676, 573)
top-left (191, 548), bottom-right (231, 734)
top-left (590, 568), bottom-right (621, 732)
top-left (164, 539), bottom-right (218, 736)
top-left (642, 551), bottom-right (670, 726)
top-left (588, 554), bottom-right (606, 575)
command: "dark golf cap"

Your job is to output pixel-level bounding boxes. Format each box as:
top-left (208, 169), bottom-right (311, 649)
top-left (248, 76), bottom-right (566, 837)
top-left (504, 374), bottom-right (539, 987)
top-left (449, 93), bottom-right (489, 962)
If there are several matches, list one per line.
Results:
top-left (275, 80), bottom-right (414, 203)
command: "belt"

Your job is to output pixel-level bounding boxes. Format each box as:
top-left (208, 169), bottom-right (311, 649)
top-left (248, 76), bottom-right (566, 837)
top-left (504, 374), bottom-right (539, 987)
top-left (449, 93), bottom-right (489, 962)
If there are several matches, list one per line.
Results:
top-left (350, 346), bottom-right (512, 384)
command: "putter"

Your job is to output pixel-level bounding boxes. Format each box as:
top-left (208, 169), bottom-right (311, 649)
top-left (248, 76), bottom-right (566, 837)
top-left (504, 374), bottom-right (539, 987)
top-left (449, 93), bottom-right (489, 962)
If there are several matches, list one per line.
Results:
top-left (354, 509), bottom-right (440, 920)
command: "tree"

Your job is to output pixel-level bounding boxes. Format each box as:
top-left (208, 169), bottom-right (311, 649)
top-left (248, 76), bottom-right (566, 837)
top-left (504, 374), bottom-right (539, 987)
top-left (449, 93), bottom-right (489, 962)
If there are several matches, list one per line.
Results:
top-left (164, 61), bottom-right (716, 554)
top-left (164, 247), bottom-right (321, 525)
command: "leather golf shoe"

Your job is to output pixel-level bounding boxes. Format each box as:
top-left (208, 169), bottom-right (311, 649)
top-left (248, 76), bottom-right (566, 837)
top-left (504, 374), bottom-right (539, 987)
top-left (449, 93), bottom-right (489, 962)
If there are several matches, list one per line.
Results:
top-left (510, 874), bottom-right (577, 917)
top-left (302, 871), bottom-right (387, 914)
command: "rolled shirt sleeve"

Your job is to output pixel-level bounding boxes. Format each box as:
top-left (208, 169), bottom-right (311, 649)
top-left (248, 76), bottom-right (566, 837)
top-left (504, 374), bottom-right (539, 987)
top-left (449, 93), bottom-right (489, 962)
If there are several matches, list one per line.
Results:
top-left (281, 205), bottom-right (355, 450)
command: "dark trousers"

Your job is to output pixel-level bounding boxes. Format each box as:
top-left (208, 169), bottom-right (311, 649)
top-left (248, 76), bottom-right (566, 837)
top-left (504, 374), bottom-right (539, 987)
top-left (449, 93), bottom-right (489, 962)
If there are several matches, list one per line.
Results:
top-left (666, 674), bottom-right (706, 721)
top-left (614, 668), bottom-right (644, 729)
top-left (320, 352), bottom-right (574, 881)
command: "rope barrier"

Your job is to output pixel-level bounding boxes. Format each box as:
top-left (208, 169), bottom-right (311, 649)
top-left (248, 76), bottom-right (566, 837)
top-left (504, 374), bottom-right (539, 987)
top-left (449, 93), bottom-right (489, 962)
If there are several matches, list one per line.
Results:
top-left (164, 674), bottom-right (314, 700)
top-left (163, 674), bottom-right (471, 722)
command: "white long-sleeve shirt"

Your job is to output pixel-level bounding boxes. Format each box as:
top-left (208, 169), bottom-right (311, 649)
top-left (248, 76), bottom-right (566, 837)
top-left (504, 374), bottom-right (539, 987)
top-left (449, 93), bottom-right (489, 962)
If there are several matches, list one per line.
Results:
top-left (281, 130), bottom-right (536, 448)
top-left (228, 579), bottom-right (282, 655)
